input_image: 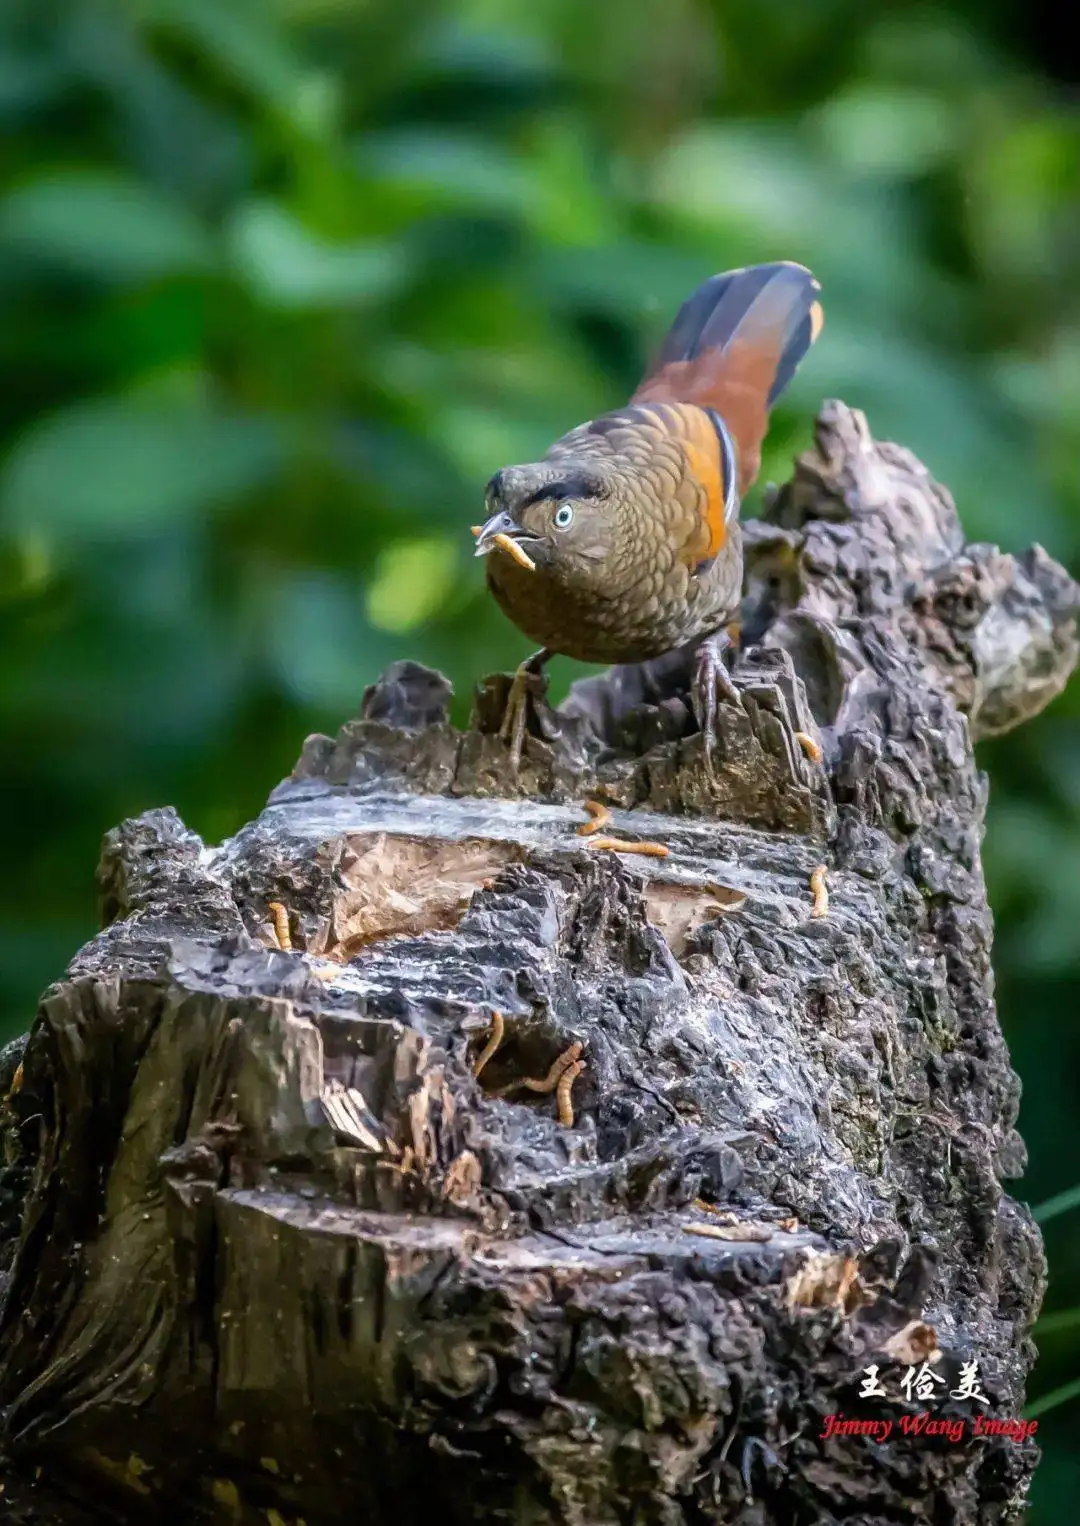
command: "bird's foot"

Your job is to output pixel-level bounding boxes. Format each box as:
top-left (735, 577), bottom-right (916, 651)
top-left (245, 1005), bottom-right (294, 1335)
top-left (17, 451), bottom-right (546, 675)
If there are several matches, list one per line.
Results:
top-left (739, 1435), bottom-right (783, 1501)
top-left (498, 649), bottom-right (552, 775)
top-left (691, 630), bottom-right (743, 784)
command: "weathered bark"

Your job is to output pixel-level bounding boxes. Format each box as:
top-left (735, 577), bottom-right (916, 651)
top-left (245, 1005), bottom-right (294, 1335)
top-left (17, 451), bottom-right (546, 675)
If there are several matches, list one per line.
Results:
top-left (0, 402), bottom-right (1076, 1525)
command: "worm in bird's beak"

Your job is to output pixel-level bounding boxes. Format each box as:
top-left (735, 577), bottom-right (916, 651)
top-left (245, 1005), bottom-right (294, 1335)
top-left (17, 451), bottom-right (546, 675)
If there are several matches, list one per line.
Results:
top-left (473, 511), bottom-right (538, 573)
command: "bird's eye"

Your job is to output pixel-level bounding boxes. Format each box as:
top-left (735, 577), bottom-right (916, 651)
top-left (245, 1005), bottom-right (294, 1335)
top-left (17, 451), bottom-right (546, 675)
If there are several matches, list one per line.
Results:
top-left (553, 503), bottom-right (574, 530)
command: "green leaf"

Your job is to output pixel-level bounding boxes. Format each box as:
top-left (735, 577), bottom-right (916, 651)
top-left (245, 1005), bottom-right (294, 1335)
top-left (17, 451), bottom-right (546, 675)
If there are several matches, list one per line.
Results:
top-left (415, 17), bottom-right (555, 84)
top-left (0, 52), bottom-right (69, 116)
top-left (645, 124), bottom-right (916, 306)
top-left (1026, 1375), bottom-right (1080, 1420)
top-left (424, 402), bottom-right (552, 486)
top-left (366, 537), bottom-right (459, 633)
top-left (1034, 1306), bottom-right (1080, 1338)
top-left (0, 170), bottom-right (215, 281)
top-left (226, 201), bottom-right (411, 308)
top-left (134, 0), bottom-right (306, 113)
top-left (363, 130), bottom-right (534, 220)
top-left (263, 571), bottom-right (400, 710)
top-left (0, 398), bottom-right (285, 541)
top-left (532, 241), bottom-right (709, 326)
top-left (811, 87), bottom-right (959, 177)
top-left (1033, 1182), bottom-right (1080, 1224)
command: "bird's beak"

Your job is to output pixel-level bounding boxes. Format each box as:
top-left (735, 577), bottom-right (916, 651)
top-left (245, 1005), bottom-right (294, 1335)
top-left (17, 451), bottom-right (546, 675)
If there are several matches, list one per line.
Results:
top-left (473, 510), bottom-right (519, 556)
top-left (472, 511), bottom-right (538, 572)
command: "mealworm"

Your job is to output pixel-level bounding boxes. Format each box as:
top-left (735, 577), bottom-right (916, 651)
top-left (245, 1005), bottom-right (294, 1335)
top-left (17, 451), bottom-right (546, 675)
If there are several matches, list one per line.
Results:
top-left (521, 1041), bottom-right (583, 1094)
top-left (473, 1010), bottom-right (505, 1078)
top-left (693, 1198), bottom-right (737, 1222)
top-left (586, 836), bottom-right (669, 859)
top-left (470, 525), bottom-right (482, 536)
top-left (795, 731), bottom-right (823, 764)
top-left (7, 1062), bottom-right (23, 1098)
top-left (576, 799), bottom-right (612, 837)
top-left (556, 1059), bottom-right (585, 1127)
top-left (268, 902), bottom-right (292, 951)
top-left (684, 1222), bottom-right (773, 1243)
top-left (492, 532), bottom-right (536, 572)
top-left (809, 865), bottom-right (829, 919)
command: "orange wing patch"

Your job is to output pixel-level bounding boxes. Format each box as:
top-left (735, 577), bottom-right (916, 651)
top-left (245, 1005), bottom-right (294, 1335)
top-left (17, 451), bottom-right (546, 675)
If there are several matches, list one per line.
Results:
top-left (683, 435), bottom-right (727, 564)
top-left (674, 404), bottom-right (735, 569)
top-left (611, 400), bottom-right (736, 572)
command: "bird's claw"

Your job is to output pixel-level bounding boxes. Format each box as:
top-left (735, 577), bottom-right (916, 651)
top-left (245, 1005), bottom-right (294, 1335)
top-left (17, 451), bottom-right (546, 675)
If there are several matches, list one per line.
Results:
top-left (499, 665), bottom-right (531, 774)
top-left (498, 650), bottom-right (552, 775)
top-left (692, 633), bottom-right (742, 783)
top-left (740, 1435), bottom-right (783, 1500)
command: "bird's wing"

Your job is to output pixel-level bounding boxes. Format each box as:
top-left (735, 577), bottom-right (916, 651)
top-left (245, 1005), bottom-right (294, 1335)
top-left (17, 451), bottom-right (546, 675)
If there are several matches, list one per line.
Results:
top-left (577, 402), bottom-right (738, 572)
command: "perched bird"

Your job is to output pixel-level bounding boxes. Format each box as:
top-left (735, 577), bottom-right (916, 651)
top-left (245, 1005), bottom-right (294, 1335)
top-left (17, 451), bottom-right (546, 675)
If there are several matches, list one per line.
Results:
top-left (473, 261), bottom-right (823, 774)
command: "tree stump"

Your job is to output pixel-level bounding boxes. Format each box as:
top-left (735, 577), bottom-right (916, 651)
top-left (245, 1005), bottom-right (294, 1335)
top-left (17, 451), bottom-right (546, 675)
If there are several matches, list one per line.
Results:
top-left (1, 403), bottom-right (1076, 1525)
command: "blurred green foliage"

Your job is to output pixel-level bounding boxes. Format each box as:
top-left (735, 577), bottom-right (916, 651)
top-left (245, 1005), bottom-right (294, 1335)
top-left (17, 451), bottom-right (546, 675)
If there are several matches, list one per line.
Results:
top-left (1, 0), bottom-right (1078, 1512)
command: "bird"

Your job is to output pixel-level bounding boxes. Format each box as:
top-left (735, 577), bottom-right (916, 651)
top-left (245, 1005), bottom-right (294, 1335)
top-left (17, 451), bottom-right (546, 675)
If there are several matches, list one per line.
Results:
top-left (472, 261), bottom-right (823, 776)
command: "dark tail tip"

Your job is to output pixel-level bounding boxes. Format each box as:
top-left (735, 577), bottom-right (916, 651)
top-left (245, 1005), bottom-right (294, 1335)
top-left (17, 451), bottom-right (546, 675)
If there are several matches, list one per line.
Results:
top-left (652, 261), bottom-right (822, 406)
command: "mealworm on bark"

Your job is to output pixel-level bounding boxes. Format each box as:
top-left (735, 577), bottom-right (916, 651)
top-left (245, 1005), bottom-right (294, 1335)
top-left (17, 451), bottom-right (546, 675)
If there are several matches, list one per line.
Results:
top-left (556, 1059), bottom-right (585, 1127)
top-left (684, 1222), bottom-right (773, 1244)
top-left (521, 1041), bottom-right (583, 1094)
top-left (586, 836), bottom-right (669, 859)
top-left (795, 731), bottom-right (823, 764)
top-left (473, 1010), bottom-right (505, 1078)
top-left (809, 865), bottom-right (829, 919)
top-left (492, 532), bottom-right (536, 572)
top-left (576, 799), bottom-right (613, 837)
top-left (267, 902), bottom-right (292, 951)
top-left (693, 1198), bottom-right (737, 1222)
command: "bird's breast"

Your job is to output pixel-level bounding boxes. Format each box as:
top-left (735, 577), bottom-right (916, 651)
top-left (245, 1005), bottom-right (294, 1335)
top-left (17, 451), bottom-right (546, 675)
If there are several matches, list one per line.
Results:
top-left (486, 528), bottom-right (743, 665)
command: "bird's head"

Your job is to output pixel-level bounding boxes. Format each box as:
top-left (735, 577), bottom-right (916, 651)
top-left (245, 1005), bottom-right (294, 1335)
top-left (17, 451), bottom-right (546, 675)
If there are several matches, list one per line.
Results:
top-left (473, 462), bottom-right (614, 587)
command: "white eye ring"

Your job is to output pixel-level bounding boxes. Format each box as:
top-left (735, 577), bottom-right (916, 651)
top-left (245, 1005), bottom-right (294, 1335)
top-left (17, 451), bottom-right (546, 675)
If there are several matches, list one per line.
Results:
top-left (553, 503), bottom-right (574, 529)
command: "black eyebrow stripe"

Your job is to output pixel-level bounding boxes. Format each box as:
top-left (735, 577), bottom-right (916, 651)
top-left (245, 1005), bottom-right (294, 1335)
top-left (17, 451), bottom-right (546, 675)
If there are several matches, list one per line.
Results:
top-left (523, 474), bottom-right (601, 506)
